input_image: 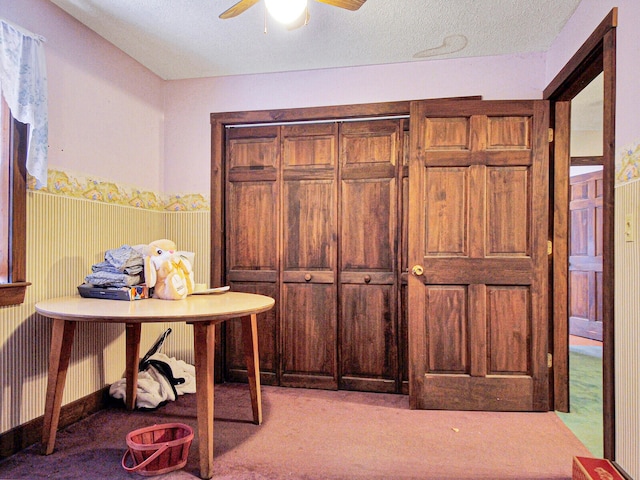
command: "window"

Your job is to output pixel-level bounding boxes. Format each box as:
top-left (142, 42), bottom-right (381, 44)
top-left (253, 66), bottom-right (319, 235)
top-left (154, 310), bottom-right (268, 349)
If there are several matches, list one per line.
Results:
top-left (0, 94), bottom-right (30, 306)
top-left (0, 20), bottom-right (47, 306)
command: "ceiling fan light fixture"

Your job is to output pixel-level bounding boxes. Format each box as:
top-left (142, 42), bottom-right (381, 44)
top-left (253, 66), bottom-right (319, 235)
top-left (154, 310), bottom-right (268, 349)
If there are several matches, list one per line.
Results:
top-left (265, 0), bottom-right (308, 24)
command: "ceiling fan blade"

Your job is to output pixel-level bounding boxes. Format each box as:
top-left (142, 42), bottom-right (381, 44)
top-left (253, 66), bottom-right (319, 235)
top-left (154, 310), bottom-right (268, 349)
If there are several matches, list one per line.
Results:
top-left (314, 0), bottom-right (366, 11)
top-left (219, 0), bottom-right (260, 19)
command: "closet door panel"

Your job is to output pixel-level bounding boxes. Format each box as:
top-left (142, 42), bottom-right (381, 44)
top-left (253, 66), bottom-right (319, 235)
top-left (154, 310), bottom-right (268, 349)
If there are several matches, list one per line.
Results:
top-left (341, 177), bottom-right (395, 270)
top-left (227, 181), bottom-right (278, 275)
top-left (283, 179), bottom-right (335, 272)
top-left (340, 283), bottom-right (396, 392)
top-left (283, 123), bottom-right (335, 168)
top-left (227, 125), bottom-right (278, 170)
top-left (225, 126), bottom-right (280, 384)
top-left (226, 126), bottom-right (279, 276)
top-left (341, 120), bottom-right (398, 166)
top-left (281, 283), bottom-right (338, 389)
top-left (281, 123), bottom-right (338, 389)
top-left (339, 120), bottom-right (400, 392)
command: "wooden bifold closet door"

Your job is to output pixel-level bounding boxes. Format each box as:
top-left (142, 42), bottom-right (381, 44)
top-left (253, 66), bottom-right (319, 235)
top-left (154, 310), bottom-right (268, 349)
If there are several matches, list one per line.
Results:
top-left (224, 125), bottom-right (280, 385)
top-left (280, 122), bottom-right (338, 389)
top-left (223, 119), bottom-right (406, 393)
top-left (339, 120), bottom-right (400, 393)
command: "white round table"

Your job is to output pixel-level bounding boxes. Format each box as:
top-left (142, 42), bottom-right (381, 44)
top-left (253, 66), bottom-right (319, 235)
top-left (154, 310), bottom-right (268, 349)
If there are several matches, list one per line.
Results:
top-left (36, 292), bottom-right (275, 479)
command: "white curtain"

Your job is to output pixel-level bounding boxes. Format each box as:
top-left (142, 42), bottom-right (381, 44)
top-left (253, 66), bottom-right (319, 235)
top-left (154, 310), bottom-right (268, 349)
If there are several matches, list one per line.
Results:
top-left (0, 19), bottom-right (48, 189)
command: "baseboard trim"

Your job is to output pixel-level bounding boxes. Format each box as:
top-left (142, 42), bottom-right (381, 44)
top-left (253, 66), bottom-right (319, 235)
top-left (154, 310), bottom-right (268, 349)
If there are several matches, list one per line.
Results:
top-left (0, 387), bottom-right (110, 459)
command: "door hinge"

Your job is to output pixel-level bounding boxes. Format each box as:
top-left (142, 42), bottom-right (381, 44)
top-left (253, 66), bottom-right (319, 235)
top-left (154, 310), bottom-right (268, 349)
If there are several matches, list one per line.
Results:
top-left (547, 240), bottom-right (553, 256)
top-left (548, 128), bottom-right (554, 143)
top-left (547, 353), bottom-right (553, 368)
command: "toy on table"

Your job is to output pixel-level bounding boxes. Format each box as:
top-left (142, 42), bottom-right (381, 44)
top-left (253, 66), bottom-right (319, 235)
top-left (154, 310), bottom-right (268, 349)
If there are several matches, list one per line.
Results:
top-left (141, 239), bottom-right (194, 300)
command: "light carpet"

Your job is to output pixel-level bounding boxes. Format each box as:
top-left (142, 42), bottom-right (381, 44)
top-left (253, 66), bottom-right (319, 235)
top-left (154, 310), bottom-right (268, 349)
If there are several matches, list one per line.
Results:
top-left (0, 384), bottom-right (592, 479)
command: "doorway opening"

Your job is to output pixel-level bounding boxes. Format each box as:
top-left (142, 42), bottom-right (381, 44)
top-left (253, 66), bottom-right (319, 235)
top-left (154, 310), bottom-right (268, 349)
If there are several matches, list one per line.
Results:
top-left (557, 72), bottom-right (604, 456)
top-left (544, 9), bottom-right (616, 459)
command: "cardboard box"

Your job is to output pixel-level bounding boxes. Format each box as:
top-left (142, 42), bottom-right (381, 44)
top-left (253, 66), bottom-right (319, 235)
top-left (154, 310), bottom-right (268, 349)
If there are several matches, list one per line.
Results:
top-left (77, 283), bottom-right (150, 301)
top-left (573, 456), bottom-right (625, 480)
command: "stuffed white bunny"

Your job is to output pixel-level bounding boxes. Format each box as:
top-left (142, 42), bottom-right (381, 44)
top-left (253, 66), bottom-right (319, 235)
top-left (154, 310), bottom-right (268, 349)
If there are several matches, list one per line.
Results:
top-left (142, 239), bottom-right (194, 300)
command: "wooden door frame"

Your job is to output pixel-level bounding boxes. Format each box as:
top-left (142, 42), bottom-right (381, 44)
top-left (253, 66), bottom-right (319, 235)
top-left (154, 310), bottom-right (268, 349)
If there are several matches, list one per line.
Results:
top-left (543, 8), bottom-right (616, 460)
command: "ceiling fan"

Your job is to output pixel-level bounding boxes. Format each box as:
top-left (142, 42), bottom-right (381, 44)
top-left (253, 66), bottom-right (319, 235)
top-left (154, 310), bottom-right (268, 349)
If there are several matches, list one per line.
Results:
top-left (220, 0), bottom-right (367, 27)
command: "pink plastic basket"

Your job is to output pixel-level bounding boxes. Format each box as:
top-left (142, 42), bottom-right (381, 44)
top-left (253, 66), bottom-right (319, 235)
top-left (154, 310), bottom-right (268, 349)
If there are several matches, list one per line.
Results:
top-left (121, 423), bottom-right (194, 476)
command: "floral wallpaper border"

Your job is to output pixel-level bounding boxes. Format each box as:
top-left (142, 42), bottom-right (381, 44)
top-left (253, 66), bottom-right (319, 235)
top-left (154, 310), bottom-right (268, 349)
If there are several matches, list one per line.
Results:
top-left (28, 169), bottom-right (209, 212)
top-left (27, 147), bottom-right (640, 207)
top-left (616, 142), bottom-right (640, 186)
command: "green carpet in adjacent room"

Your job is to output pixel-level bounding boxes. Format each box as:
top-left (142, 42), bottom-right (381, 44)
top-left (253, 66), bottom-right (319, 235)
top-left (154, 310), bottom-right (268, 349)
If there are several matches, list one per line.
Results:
top-left (557, 346), bottom-right (603, 457)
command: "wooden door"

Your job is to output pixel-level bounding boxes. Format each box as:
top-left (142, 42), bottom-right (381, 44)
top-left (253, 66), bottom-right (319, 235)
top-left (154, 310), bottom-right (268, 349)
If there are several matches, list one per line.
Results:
top-left (408, 100), bottom-right (550, 411)
top-left (281, 123), bottom-right (338, 389)
top-left (339, 120), bottom-right (400, 393)
top-left (569, 170), bottom-right (603, 341)
top-left (225, 126), bottom-right (280, 385)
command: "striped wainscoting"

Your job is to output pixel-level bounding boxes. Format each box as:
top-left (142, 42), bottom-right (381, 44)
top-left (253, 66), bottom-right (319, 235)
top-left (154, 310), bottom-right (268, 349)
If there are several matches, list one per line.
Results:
top-left (0, 190), bottom-right (210, 435)
top-left (614, 180), bottom-right (640, 479)
top-left (158, 211), bottom-right (212, 364)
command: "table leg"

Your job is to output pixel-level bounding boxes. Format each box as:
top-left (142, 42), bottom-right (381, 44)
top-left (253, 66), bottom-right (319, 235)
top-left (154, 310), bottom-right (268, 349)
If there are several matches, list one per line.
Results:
top-left (42, 319), bottom-right (76, 455)
top-left (241, 313), bottom-right (262, 425)
top-left (125, 323), bottom-right (141, 410)
top-left (193, 322), bottom-right (215, 479)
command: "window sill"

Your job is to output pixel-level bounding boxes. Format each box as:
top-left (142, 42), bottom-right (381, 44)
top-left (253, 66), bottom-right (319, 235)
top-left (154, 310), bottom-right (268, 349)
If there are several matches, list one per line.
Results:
top-left (0, 282), bottom-right (31, 306)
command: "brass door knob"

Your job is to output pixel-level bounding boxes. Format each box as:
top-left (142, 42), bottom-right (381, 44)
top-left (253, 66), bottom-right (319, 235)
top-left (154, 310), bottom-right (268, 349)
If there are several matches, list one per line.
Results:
top-left (411, 265), bottom-right (424, 276)
top-left (304, 273), bottom-right (312, 282)
top-left (364, 275), bottom-right (371, 283)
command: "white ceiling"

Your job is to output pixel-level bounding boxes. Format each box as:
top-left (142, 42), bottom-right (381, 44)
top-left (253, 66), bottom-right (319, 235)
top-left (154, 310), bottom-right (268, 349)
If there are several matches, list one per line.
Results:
top-left (48, 0), bottom-right (583, 81)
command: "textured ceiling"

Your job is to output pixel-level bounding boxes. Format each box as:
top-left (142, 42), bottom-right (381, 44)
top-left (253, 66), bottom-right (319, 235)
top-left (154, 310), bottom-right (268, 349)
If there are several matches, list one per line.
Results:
top-left (48, 0), bottom-right (583, 81)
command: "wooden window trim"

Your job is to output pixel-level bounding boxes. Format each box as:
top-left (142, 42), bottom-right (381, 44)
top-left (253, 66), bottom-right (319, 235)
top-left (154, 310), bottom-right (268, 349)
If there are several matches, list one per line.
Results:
top-left (0, 96), bottom-right (30, 307)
